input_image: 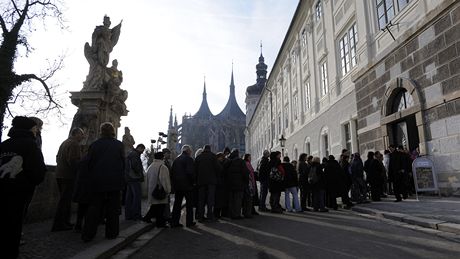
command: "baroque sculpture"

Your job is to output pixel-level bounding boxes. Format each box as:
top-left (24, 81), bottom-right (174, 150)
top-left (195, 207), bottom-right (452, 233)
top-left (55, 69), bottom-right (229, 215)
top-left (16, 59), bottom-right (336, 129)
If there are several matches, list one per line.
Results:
top-left (69, 15), bottom-right (128, 148)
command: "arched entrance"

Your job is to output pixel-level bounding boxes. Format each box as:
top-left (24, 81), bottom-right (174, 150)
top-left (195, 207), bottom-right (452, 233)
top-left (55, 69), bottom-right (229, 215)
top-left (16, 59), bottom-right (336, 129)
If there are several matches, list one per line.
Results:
top-left (380, 78), bottom-right (426, 154)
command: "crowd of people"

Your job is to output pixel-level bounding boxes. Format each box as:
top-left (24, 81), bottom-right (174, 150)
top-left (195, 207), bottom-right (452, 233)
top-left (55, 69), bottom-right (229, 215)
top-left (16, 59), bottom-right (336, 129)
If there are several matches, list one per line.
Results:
top-left (0, 116), bottom-right (419, 259)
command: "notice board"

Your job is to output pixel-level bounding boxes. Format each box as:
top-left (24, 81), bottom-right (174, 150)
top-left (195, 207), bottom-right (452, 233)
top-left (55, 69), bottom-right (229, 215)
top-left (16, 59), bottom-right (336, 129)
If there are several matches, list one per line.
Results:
top-left (412, 157), bottom-right (438, 192)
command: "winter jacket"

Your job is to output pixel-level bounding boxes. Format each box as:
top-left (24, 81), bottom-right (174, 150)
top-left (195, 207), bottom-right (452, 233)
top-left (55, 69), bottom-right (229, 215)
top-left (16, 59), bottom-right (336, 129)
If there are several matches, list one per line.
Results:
top-left (125, 149), bottom-right (144, 182)
top-left (0, 129), bottom-right (46, 192)
top-left (257, 156), bottom-right (270, 182)
top-left (324, 159), bottom-right (343, 194)
top-left (309, 162), bottom-right (326, 190)
top-left (225, 157), bottom-right (249, 191)
top-left (195, 150), bottom-right (221, 185)
top-left (86, 137), bottom-right (125, 193)
top-left (55, 137), bottom-right (82, 180)
top-left (298, 161), bottom-right (310, 187)
top-left (147, 159), bottom-right (171, 204)
top-left (282, 162), bottom-right (298, 188)
top-left (171, 152), bottom-right (195, 191)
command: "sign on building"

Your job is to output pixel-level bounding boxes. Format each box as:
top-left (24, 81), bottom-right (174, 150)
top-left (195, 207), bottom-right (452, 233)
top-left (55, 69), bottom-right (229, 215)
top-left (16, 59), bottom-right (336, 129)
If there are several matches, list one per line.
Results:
top-left (411, 157), bottom-right (438, 192)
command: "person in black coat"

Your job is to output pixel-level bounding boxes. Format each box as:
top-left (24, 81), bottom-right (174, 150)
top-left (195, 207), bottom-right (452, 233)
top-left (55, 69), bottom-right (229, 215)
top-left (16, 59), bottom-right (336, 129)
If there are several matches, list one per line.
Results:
top-left (268, 151), bottom-right (284, 213)
top-left (388, 145), bottom-right (410, 202)
top-left (81, 122), bottom-right (125, 242)
top-left (257, 150), bottom-right (270, 211)
top-left (0, 116), bottom-right (46, 259)
top-left (225, 149), bottom-right (249, 219)
top-left (324, 155), bottom-right (342, 210)
top-left (298, 154), bottom-right (312, 210)
top-left (194, 144), bottom-right (221, 221)
top-left (282, 156), bottom-right (301, 212)
top-left (339, 152), bottom-right (353, 208)
top-left (214, 152), bottom-right (226, 218)
top-left (124, 144), bottom-right (145, 221)
top-left (309, 157), bottom-right (328, 212)
top-left (170, 145), bottom-right (196, 227)
top-left (365, 151), bottom-right (384, 201)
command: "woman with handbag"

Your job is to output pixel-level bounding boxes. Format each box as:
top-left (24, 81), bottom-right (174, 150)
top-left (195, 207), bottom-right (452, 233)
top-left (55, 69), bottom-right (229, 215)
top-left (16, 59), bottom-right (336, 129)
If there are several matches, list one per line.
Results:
top-left (143, 152), bottom-right (171, 228)
top-left (268, 151), bottom-right (284, 213)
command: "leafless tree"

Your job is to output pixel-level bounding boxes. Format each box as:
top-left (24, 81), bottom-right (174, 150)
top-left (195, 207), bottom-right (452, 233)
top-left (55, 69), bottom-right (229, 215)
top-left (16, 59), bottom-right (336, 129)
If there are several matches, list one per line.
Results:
top-left (0, 0), bottom-right (65, 140)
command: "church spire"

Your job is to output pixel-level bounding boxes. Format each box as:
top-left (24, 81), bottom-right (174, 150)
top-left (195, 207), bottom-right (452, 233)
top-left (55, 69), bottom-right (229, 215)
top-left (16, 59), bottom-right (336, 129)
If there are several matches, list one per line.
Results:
top-left (174, 114), bottom-right (178, 128)
top-left (230, 62), bottom-right (235, 98)
top-left (193, 77), bottom-right (213, 118)
top-left (216, 64), bottom-right (245, 120)
top-left (168, 106), bottom-right (173, 129)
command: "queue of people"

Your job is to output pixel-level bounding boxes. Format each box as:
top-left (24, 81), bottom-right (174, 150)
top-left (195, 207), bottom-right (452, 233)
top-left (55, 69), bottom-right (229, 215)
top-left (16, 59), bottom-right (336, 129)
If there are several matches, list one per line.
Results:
top-left (0, 116), bottom-right (418, 259)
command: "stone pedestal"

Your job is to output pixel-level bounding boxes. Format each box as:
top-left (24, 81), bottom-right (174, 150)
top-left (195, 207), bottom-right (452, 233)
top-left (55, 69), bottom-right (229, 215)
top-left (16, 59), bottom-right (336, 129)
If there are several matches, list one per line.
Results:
top-left (70, 90), bottom-right (127, 150)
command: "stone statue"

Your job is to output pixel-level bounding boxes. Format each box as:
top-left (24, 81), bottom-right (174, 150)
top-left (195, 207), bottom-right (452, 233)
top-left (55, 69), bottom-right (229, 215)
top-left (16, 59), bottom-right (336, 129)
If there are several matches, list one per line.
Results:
top-left (122, 127), bottom-right (135, 155)
top-left (83, 15), bottom-right (122, 90)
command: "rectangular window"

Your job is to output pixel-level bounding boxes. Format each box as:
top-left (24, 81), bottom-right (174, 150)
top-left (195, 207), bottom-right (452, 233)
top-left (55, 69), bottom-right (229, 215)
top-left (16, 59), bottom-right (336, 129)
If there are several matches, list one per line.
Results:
top-left (305, 142), bottom-right (311, 155)
top-left (315, 1), bottom-right (322, 21)
top-left (284, 105), bottom-right (289, 128)
top-left (398, 0), bottom-right (410, 10)
top-left (376, 0), bottom-right (395, 29)
top-left (301, 29), bottom-right (307, 47)
top-left (291, 50), bottom-right (296, 64)
top-left (344, 122), bottom-right (352, 151)
top-left (293, 94), bottom-right (298, 120)
top-left (323, 134), bottom-right (329, 157)
top-left (320, 61), bottom-right (328, 96)
top-left (305, 82), bottom-right (311, 110)
top-left (339, 23), bottom-right (358, 76)
top-left (277, 114), bottom-right (281, 134)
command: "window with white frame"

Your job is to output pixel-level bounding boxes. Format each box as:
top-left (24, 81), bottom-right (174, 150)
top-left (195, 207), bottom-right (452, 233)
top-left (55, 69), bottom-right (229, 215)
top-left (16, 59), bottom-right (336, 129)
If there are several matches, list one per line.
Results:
top-left (301, 29), bottom-right (307, 47)
top-left (376, 0), bottom-right (411, 30)
top-left (305, 81), bottom-right (311, 110)
top-left (339, 23), bottom-right (358, 76)
top-left (305, 141), bottom-right (311, 155)
top-left (344, 122), bottom-right (352, 152)
top-left (323, 133), bottom-right (329, 157)
top-left (293, 93), bottom-right (298, 121)
top-left (315, 1), bottom-right (322, 22)
top-left (320, 61), bottom-right (329, 96)
top-left (284, 104), bottom-right (289, 128)
top-left (291, 50), bottom-right (297, 65)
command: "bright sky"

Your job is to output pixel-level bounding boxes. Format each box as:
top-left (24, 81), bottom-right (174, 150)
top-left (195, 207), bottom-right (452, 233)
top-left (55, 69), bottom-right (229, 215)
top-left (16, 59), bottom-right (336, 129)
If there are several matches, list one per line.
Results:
top-left (8, 0), bottom-right (298, 164)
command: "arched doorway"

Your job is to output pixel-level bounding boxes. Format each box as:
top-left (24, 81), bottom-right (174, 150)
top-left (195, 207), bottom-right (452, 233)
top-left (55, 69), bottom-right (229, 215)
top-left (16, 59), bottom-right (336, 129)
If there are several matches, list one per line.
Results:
top-left (380, 78), bottom-right (425, 154)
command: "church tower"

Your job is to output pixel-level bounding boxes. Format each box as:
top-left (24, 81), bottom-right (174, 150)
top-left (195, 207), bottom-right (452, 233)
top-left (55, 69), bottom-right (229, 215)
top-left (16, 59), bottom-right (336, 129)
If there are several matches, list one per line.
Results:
top-left (246, 43), bottom-right (268, 125)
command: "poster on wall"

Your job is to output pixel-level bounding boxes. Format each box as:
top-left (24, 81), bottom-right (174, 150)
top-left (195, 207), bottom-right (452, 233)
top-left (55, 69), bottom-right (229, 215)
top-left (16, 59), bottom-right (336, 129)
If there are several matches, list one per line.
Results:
top-left (412, 157), bottom-right (438, 192)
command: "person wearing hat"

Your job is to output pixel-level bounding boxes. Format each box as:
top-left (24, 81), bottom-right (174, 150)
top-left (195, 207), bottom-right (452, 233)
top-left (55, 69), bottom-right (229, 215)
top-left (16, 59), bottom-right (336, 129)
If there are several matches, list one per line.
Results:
top-left (0, 116), bottom-right (47, 259)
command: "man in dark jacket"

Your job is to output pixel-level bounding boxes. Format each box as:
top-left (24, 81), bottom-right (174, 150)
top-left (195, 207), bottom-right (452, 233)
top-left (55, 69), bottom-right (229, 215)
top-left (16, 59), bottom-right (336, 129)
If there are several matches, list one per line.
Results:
top-left (282, 156), bottom-right (301, 212)
top-left (225, 149), bottom-right (249, 219)
top-left (125, 144), bottom-right (145, 220)
top-left (298, 154), bottom-right (311, 211)
top-left (81, 122), bottom-right (125, 242)
top-left (0, 116), bottom-right (46, 259)
top-left (52, 128), bottom-right (84, 231)
top-left (170, 145), bottom-right (196, 227)
top-left (389, 145), bottom-right (410, 202)
top-left (257, 150), bottom-right (270, 211)
top-left (194, 144), bottom-right (221, 221)
top-left (324, 155), bottom-right (342, 210)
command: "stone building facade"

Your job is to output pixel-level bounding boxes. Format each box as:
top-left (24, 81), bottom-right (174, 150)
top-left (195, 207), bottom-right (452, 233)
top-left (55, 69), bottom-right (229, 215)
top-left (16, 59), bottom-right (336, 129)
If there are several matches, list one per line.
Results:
top-left (246, 0), bottom-right (460, 193)
top-left (354, 0), bottom-right (460, 194)
top-left (177, 72), bottom-right (246, 154)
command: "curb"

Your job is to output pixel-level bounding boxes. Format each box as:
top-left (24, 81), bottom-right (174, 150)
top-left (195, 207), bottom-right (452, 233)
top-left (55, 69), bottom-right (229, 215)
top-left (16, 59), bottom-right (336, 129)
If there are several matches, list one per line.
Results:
top-left (351, 206), bottom-right (460, 235)
top-left (70, 222), bottom-right (155, 259)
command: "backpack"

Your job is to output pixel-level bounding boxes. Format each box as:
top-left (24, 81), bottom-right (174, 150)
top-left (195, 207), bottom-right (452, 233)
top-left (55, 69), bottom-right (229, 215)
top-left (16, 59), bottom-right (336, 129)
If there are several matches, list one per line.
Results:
top-left (308, 167), bottom-right (319, 184)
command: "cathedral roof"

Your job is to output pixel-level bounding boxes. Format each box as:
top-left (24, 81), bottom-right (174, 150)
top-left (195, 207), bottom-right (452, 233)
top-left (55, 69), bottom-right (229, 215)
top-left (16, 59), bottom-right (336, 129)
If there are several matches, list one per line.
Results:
top-left (246, 47), bottom-right (267, 96)
top-left (194, 81), bottom-right (213, 118)
top-left (217, 70), bottom-right (245, 120)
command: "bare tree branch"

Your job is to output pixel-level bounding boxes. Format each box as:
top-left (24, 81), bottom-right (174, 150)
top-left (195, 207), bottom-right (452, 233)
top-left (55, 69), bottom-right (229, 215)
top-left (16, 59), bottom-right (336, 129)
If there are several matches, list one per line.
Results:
top-left (0, 15), bottom-right (7, 34)
top-left (17, 73), bottom-right (62, 109)
top-left (10, 0), bottom-right (23, 18)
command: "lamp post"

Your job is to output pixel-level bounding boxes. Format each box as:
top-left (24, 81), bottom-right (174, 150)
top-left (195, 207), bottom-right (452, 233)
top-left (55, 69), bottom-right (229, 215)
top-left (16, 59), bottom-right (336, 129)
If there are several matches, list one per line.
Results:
top-left (279, 134), bottom-right (286, 158)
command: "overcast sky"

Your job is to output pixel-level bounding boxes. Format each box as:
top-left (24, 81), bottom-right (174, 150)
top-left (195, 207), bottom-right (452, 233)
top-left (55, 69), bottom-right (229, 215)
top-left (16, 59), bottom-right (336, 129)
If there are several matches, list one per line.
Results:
top-left (9, 0), bottom-right (298, 164)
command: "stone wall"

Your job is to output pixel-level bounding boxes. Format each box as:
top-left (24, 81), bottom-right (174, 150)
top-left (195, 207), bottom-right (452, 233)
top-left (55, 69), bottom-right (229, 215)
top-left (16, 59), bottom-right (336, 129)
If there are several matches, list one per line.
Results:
top-left (25, 166), bottom-right (59, 223)
top-left (354, 2), bottom-right (460, 194)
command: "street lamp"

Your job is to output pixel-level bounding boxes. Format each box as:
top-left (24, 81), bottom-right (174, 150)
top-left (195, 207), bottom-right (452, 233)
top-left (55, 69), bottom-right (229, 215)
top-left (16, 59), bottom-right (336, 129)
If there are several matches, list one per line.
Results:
top-left (279, 134), bottom-right (286, 157)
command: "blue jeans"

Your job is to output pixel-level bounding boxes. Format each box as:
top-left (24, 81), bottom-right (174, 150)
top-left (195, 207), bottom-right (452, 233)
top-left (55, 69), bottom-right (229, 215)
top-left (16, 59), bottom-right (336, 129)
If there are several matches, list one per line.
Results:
top-left (125, 182), bottom-right (142, 220)
top-left (285, 187), bottom-right (301, 212)
top-left (259, 180), bottom-right (269, 209)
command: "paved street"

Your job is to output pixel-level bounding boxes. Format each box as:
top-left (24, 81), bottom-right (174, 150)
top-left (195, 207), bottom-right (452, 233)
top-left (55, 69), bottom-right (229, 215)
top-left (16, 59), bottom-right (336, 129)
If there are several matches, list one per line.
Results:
top-left (131, 210), bottom-right (460, 259)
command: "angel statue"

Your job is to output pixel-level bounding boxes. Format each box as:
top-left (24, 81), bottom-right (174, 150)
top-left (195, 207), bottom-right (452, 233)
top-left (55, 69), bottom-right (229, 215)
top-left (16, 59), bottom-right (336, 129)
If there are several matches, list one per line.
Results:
top-left (83, 15), bottom-right (122, 90)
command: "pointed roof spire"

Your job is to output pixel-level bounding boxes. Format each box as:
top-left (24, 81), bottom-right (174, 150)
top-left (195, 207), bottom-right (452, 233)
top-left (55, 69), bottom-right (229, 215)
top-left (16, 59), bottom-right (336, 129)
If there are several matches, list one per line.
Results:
top-left (194, 77), bottom-right (213, 118)
top-left (217, 65), bottom-right (245, 120)
top-left (168, 105), bottom-right (173, 129)
top-left (174, 114), bottom-right (178, 128)
top-left (259, 40), bottom-right (265, 62)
